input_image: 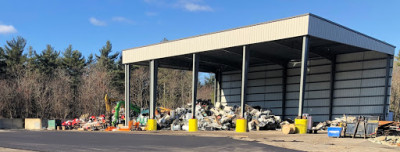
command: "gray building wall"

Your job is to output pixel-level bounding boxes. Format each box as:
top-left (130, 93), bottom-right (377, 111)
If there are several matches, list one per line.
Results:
top-left (220, 51), bottom-right (392, 122)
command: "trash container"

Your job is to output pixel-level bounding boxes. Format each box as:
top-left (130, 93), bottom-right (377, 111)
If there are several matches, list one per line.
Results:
top-left (327, 127), bottom-right (342, 138)
top-left (48, 120), bottom-right (56, 130)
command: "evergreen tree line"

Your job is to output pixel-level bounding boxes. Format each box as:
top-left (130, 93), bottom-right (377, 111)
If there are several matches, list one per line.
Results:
top-left (0, 37), bottom-right (213, 119)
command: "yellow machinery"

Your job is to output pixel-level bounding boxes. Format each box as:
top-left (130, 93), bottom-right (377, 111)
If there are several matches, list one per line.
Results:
top-left (104, 94), bottom-right (119, 115)
top-left (157, 107), bottom-right (172, 114)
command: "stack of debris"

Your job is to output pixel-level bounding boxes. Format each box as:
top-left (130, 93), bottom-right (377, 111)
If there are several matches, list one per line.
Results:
top-left (377, 121), bottom-right (400, 136)
top-left (170, 102), bottom-right (238, 131)
top-left (314, 115), bottom-right (357, 130)
top-left (246, 105), bottom-right (282, 131)
top-left (158, 101), bottom-right (282, 131)
top-left (369, 136), bottom-right (400, 147)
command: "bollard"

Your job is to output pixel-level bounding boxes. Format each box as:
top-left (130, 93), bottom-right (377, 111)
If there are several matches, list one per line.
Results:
top-left (147, 119), bottom-right (157, 131)
top-left (236, 118), bottom-right (247, 133)
top-left (295, 119), bottom-right (308, 134)
top-left (188, 119), bottom-right (198, 132)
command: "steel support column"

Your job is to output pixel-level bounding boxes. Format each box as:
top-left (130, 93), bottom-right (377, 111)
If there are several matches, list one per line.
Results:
top-left (282, 64), bottom-right (287, 118)
top-left (383, 54), bottom-right (392, 120)
top-left (124, 64), bottom-right (130, 126)
top-left (328, 55), bottom-right (336, 120)
top-left (150, 60), bottom-right (158, 119)
top-left (217, 70), bottom-right (222, 104)
top-left (240, 46), bottom-right (249, 118)
top-left (214, 71), bottom-right (218, 105)
top-left (192, 54), bottom-right (199, 118)
top-left (298, 36), bottom-right (309, 117)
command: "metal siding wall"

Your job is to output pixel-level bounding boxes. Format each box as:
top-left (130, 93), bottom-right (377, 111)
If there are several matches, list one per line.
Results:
top-left (332, 51), bottom-right (389, 119)
top-left (222, 58), bottom-right (333, 121)
top-left (220, 51), bottom-right (392, 122)
top-left (221, 65), bottom-right (284, 115)
top-left (285, 58), bottom-right (331, 121)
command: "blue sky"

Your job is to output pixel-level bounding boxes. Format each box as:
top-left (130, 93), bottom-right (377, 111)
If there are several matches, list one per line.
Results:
top-left (1, 0), bottom-right (399, 80)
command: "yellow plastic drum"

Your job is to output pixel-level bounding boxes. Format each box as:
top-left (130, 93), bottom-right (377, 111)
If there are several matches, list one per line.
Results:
top-left (295, 119), bottom-right (308, 134)
top-left (236, 118), bottom-right (247, 133)
top-left (147, 119), bottom-right (157, 131)
top-left (188, 119), bottom-right (198, 132)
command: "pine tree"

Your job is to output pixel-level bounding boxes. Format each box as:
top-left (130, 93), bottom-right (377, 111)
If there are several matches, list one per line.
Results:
top-left (34, 44), bottom-right (60, 76)
top-left (95, 41), bottom-right (123, 94)
top-left (60, 45), bottom-right (86, 116)
top-left (2, 36), bottom-right (27, 78)
top-left (62, 45), bottom-right (85, 79)
top-left (0, 47), bottom-right (6, 78)
top-left (111, 55), bottom-right (125, 93)
top-left (95, 41), bottom-right (119, 70)
top-left (86, 53), bottom-right (94, 65)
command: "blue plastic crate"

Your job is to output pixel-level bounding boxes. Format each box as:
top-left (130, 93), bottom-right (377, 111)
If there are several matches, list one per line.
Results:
top-left (327, 127), bottom-right (342, 137)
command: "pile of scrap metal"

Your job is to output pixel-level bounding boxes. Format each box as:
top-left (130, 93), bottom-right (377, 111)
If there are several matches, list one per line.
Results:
top-left (246, 105), bottom-right (282, 131)
top-left (169, 102), bottom-right (238, 131)
top-left (80, 115), bottom-right (107, 131)
top-left (60, 114), bottom-right (107, 131)
top-left (156, 101), bottom-right (282, 131)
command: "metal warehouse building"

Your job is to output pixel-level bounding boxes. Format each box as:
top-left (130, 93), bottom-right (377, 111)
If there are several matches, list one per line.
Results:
top-left (122, 13), bottom-right (395, 124)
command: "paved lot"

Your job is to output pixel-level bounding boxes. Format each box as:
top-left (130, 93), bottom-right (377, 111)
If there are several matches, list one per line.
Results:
top-left (0, 130), bottom-right (299, 152)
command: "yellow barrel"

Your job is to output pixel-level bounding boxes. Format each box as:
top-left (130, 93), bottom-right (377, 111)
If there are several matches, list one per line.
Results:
top-left (295, 119), bottom-right (307, 134)
top-left (236, 118), bottom-right (247, 133)
top-left (147, 119), bottom-right (157, 131)
top-left (188, 119), bottom-right (198, 132)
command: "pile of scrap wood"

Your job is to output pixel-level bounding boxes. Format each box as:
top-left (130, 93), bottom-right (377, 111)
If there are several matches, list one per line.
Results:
top-left (368, 121), bottom-right (400, 146)
top-left (377, 121), bottom-right (400, 136)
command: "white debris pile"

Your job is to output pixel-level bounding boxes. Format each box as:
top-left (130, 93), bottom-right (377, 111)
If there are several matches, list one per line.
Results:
top-left (368, 136), bottom-right (400, 147)
top-left (162, 102), bottom-right (282, 131)
top-left (246, 106), bottom-right (282, 131)
top-left (315, 115), bottom-right (357, 130)
top-left (169, 102), bottom-right (238, 131)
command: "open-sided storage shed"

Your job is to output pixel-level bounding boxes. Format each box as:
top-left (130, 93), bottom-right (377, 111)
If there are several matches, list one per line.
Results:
top-left (122, 13), bottom-right (395, 123)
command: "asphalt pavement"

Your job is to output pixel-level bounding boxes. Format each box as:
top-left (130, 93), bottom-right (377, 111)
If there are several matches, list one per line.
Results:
top-left (0, 130), bottom-right (301, 152)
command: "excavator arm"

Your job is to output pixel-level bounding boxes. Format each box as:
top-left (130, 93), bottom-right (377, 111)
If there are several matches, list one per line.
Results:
top-left (105, 94), bottom-right (142, 126)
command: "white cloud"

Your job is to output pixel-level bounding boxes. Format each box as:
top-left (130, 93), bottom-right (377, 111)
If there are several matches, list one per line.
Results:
top-left (112, 16), bottom-right (135, 24)
top-left (0, 24), bottom-right (17, 34)
top-left (89, 17), bottom-right (107, 26)
top-left (144, 0), bottom-right (213, 12)
top-left (183, 3), bottom-right (212, 12)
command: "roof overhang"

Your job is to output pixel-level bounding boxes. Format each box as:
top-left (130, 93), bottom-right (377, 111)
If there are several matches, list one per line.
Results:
top-left (122, 13), bottom-right (395, 65)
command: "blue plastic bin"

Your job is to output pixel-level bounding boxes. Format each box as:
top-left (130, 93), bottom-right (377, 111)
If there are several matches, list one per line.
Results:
top-left (327, 127), bottom-right (342, 137)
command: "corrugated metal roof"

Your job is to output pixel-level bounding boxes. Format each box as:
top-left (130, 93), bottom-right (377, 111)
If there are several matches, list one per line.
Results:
top-left (123, 13), bottom-right (395, 64)
top-left (308, 14), bottom-right (395, 55)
